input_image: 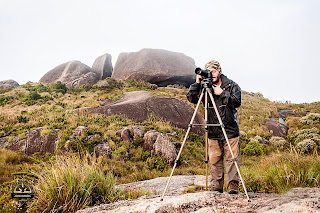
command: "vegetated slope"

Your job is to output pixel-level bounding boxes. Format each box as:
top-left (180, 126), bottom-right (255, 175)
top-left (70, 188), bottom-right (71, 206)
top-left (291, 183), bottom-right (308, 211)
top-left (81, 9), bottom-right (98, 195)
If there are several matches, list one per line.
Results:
top-left (0, 79), bottom-right (319, 212)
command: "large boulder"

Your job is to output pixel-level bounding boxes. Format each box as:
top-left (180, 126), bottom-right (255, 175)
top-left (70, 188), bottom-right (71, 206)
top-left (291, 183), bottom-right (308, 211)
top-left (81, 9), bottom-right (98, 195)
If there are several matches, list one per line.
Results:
top-left (80, 91), bottom-right (204, 135)
top-left (0, 80), bottom-right (19, 89)
top-left (112, 49), bottom-right (196, 87)
top-left (0, 128), bottom-right (59, 155)
top-left (26, 128), bottom-right (60, 155)
top-left (92, 53), bottom-right (113, 79)
top-left (143, 130), bottom-right (161, 151)
top-left (94, 142), bottom-right (112, 158)
top-left (39, 61), bottom-right (100, 88)
top-left (153, 133), bottom-right (177, 165)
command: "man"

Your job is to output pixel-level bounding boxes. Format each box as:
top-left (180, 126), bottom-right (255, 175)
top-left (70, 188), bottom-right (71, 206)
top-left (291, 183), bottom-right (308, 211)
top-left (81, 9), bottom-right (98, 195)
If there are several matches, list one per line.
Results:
top-left (186, 60), bottom-right (241, 194)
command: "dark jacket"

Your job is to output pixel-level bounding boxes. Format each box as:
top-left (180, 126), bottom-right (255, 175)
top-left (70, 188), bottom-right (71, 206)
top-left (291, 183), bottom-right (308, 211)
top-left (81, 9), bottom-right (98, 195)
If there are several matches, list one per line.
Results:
top-left (186, 74), bottom-right (241, 140)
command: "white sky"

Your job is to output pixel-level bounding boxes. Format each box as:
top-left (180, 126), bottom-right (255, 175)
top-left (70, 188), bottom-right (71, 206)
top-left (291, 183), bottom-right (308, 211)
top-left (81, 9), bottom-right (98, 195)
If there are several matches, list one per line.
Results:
top-left (0, 0), bottom-right (319, 103)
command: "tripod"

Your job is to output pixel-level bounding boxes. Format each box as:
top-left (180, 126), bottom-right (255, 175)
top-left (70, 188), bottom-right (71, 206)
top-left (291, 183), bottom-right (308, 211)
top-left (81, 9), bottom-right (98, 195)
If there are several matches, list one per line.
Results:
top-left (160, 79), bottom-right (251, 202)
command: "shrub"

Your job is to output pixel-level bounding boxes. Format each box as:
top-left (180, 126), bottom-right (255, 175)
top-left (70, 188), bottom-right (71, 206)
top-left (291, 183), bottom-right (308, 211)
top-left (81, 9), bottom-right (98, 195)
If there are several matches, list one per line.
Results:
top-left (16, 115), bottom-right (29, 123)
top-left (295, 133), bottom-right (320, 146)
top-left (27, 84), bottom-right (51, 93)
top-left (0, 96), bottom-right (12, 106)
top-left (125, 79), bottom-right (158, 90)
top-left (79, 84), bottom-right (93, 91)
top-left (293, 127), bottom-right (319, 137)
top-left (240, 131), bottom-right (248, 141)
top-left (250, 135), bottom-right (263, 143)
top-left (23, 91), bottom-right (42, 106)
top-left (102, 78), bottom-right (124, 90)
top-left (300, 113), bottom-right (320, 125)
top-left (291, 128), bottom-right (320, 148)
top-left (241, 141), bottom-right (265, 156)
top-left (50, 81), bottom-right (67, 94)
top-left (269, 137), bottom-right (287, 149)
top-left (296, 139), bottom-right (317, 154)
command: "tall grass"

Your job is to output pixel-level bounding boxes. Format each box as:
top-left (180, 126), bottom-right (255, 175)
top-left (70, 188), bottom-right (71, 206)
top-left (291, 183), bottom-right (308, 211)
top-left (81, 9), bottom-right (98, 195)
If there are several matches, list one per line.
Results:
top-left (241, 153), bottom-right (320, 193)
top-left (29, 154), bottom-right (118, 212)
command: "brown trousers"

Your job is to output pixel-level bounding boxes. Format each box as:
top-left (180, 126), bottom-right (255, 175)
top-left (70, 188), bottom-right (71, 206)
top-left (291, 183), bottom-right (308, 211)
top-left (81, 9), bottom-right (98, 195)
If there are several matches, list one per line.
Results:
top-left (208, 137), bottom-right (240, 190)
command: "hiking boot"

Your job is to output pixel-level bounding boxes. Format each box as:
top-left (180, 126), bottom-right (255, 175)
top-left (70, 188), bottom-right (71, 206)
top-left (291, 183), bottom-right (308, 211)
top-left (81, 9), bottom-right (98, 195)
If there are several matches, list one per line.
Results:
top-left (211, 187), bottom-right (223, 193)
top-left (228, 181), bottom-right (239, 194)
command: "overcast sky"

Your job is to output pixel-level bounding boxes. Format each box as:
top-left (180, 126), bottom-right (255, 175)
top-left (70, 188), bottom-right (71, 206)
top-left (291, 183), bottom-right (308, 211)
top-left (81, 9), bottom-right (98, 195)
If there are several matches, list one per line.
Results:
top-left (0, 0), bottom-right (319, 103)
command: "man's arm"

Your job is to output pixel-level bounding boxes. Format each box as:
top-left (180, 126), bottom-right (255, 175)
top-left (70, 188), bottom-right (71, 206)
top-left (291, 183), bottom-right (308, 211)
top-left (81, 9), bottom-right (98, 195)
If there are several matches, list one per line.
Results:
top-left (220, 82), bottom-right (241, 109)
top-left (186, 82), bottom-right (201, 104)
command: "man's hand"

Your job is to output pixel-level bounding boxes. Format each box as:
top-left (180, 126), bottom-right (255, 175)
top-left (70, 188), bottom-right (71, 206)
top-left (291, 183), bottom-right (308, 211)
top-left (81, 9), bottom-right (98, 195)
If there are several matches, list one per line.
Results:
top-left (213, 85), bottom-right (223, 95)
top-left (196, 75), bottom-right (203, 83)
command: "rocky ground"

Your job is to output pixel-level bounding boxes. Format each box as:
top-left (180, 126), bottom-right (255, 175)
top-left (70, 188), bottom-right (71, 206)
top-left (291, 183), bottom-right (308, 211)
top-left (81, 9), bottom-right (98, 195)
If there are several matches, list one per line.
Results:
top-left (77, 175), bottom-right (320, 213)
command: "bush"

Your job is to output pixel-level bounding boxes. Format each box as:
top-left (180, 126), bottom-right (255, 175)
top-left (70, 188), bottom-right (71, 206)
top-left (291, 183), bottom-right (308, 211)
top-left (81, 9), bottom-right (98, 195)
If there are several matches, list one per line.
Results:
top-left (240, 131), bottom-right (248, 142)
top-left (125, 79), bottom-right (158, 90)
top-left (270, 137), bottom-right (287, 149)
top-left (295, 133), bottom-right (320, 146)
top-left (291, 128), bottom-right (320, 147)
top-left (23, 91), bottom-right (41, 106)
top-left (0, 96), bottom-right (12, 106)
top-left (103, 78), bottom-right (124, 90)
top-left (79, 84), bottom-right (93, 91)
top-left (16, 115), bottom-right (29, 123)
top-left (250, 135), bottom-right (263, 143)
top-left (296, 139), bottom-right (317, 154)
top-left (300, 113), bottom-right (320, 125)
top-left (293, 127), bottom-right (319, 137)
top-left (241, 141), bottom-right (265, 156)
top-left (50, 81), bottom-right (67, 94)
top-left (27, 84), bottom-right (51, 93)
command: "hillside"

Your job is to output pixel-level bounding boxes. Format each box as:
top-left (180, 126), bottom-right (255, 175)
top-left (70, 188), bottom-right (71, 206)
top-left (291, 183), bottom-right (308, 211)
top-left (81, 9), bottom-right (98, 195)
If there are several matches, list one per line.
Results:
top-left (0, 78), bottom-right (319, 212)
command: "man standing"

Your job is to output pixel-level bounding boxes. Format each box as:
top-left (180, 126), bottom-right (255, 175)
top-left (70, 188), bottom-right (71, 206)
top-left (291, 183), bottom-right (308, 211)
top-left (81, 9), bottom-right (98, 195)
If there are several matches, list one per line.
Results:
top-left (186, 60), bottom-right (241, 194)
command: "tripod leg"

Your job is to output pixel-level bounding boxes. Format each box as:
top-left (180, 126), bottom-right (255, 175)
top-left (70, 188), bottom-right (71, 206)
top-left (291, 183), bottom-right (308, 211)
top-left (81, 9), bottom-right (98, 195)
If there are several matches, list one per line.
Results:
top-left (160, 89), bottom-right (205, 201)
top-left (207, 90), bottom-right (251, 202)
top-left (205, 91), bottom-right (209, 191)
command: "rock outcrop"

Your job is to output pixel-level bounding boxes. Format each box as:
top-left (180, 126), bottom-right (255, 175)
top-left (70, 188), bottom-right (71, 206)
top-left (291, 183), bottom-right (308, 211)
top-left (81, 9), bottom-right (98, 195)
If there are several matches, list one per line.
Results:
top-left (141, 130), bottom-right (177, 165)
top-left (112, 49), bottom-right (196, 87)
top-left (39, 61), bottom-right (100, 88)
top-left (94, 142), bottom-right (112, 158)
top-left (77, 175), bottom-right (320, 213)
top-left (78, 91), bottom-right (204, 135)
top-left (115, 126), bottom-right (145, 142)
top-left (143, 130), bottom-right (161, 151)
top-left (0, 80), bottom-right (19, 89)
top-left (92, 53), bottom-right (113, 79)
top-left (153, 133), bottom-right (177, 165)
top-left (0, 127), bottom-right (59, 155)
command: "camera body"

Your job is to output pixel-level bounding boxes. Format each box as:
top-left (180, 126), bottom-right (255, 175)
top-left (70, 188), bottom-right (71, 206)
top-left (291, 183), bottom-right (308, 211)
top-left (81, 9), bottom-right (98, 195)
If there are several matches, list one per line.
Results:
top-left (195, 67), bottom-right (213, 79)
top-left (195, 67), bottom-right (213, 87)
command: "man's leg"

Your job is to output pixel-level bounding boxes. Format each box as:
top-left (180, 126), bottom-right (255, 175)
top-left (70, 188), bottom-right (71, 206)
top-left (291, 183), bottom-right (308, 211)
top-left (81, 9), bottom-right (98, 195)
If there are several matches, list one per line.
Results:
top-left (208, 139), bottom-right (224, 192)
top-left (224, 137), bottom-right (240, 193)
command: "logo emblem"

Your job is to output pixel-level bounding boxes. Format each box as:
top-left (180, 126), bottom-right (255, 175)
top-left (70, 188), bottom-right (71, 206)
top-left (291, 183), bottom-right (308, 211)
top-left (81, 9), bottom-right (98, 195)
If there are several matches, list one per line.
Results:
top-left (11, 180), bottom-right (34, 199)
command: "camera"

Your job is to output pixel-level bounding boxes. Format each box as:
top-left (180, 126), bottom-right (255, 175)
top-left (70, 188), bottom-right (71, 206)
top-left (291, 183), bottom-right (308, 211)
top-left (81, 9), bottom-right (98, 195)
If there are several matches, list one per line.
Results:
top-left (195, 67), bottom-right (212, 79)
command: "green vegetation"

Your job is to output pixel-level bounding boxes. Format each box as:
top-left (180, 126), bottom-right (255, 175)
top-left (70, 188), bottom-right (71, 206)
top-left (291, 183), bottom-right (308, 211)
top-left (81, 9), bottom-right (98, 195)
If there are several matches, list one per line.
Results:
top-left (0, 78), bottom-right (319, 212)
top-left (29, 154), bottom-right (118, 212)
top-left (242, 153), bottom-right (320, 193)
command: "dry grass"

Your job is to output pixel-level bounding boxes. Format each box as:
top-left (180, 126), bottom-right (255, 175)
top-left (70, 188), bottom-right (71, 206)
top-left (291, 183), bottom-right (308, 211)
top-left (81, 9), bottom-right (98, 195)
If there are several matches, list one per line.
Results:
top-left (0, 79), bottom-right (320, 211)
top-left (29, 154), bottom-right (118, 213)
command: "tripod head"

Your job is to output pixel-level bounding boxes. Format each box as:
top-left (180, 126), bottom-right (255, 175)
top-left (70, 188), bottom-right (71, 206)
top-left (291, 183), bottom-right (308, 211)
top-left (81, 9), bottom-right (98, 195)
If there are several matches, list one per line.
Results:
top-left (200, 78), bottom-right (213, 88)
top-left (195, 67), bottom-right (213, 88)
